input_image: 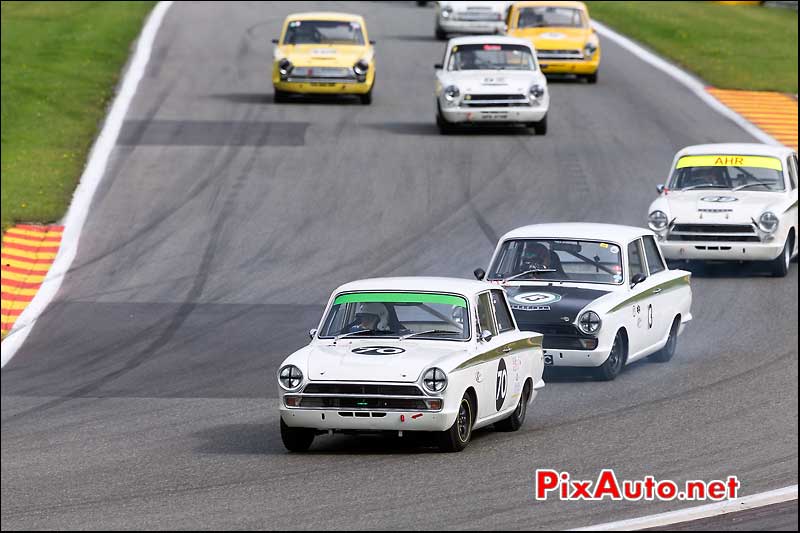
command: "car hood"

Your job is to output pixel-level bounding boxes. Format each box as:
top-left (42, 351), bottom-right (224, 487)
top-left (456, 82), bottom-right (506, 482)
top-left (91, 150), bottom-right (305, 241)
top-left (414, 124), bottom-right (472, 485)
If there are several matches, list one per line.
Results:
top-left (305, 340), bottom-right (469, 382)
top-left (277, 44), bottom-right (369, 67)
top-left (510, 27), bottom-right (590, 49)
top-left (665, 190), bottom-right (780, 224)
top-left (503, 284), bottom-right (612, 328)
top-left (441, 70), bottom-right (540, 94)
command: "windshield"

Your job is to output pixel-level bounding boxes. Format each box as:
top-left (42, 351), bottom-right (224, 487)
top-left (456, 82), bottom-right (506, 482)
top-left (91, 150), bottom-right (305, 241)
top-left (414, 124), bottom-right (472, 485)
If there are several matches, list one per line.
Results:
top-left (488, 239), bottom-right (624, 285)
top-left (448, 43), bottom-right (535, 71)
top-left (668, 155), bottom-right (785, 192)
top-left (517, 6), bottom-right (586, 28)
top-left (319, 292), bottom-right (470, 340)
top-left (283, 19), bottom-right (365, 45)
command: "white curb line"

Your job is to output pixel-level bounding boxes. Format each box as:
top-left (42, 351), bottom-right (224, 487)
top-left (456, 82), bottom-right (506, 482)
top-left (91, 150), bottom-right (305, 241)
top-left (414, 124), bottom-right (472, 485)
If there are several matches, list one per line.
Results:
top-left (571, 484), bottom-right (798, 531)
top-left (1, 1), bottom-right (174, 368)
top-left (592, 20), bottom-right (784, 148)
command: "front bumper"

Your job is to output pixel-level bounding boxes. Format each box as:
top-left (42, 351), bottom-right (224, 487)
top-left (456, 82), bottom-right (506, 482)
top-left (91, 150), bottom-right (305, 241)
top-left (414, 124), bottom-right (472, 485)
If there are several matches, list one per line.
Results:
top-left (437, 18), bottom-right (505, 35)
top-left (543, 346), bottom-right (611, 368)
top-left (539, 58), bottom-right (599, 75)
top-left (274, 79), bottom-right (373, 95)
top-left (439, 105), bottom-right (547, 124)
top-left (280, 407), bottom-right (457, 432)
top-left (659, 240), bottom-right (784, 261)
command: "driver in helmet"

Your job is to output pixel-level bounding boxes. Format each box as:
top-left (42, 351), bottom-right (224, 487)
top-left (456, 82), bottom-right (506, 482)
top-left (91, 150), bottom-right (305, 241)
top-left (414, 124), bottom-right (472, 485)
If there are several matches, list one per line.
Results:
top-left (343, 302), bottom-right (391, 334)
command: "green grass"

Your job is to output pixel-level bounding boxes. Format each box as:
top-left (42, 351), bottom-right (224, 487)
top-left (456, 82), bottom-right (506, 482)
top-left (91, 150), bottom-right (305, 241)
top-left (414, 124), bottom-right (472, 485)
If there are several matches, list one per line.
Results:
top-left (587, 1), bottom-right (798, 93)
top-left (1, 1), bottom-right (156, 233)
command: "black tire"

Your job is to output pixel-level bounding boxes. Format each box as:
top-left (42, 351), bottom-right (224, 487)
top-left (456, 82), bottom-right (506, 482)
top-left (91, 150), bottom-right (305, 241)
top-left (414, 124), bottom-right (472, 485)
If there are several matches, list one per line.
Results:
top-left (650, 317), bottom-right (680, 363)
top-left (531, 114), bottom-right (547, 135)
top-left (273, 89), bottom-right (289, 103)
top-left (594, 331), bottom-right (626, 381)
top-left (359, 89), bottom-right (372, 105)
top-left (435, 27), bottom-right (447, 40)
top-left (280, 419), bottom-right (315, 452)
top-left (437, 393), bottom-right (474, 452)
top-left (769, 236), bottom-right (792, 277)
top-left (584, 71), bottom-right (598, 84)
top-left (495, 381), bottom-right (530, 432)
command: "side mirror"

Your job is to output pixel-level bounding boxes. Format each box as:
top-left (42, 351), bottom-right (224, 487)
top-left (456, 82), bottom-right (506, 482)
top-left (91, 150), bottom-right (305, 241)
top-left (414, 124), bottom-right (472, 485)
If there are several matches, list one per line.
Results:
top-left (271, 38), bottom-right (279, 44)
top-left (480, 329), bottom-right (494, 343)
top-left (434, 63), bottom-right (443, 69)
top-left (656, 184), bottom-right (665, 195)
top-left (309, 328), bottom-right (318, 339)
top-left (369, 39), bottom-right (376, 45)
top-left (630, 272), bottom-right (647, 288)
top-left (473, 268), bottom-right (486, 281)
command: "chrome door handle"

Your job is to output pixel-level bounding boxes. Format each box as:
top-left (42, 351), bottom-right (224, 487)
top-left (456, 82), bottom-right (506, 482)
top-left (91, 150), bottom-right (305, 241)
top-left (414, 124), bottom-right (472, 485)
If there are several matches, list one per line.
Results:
top-left (502, 346), bottom-right (512, 353)
top-left (652, 288), bottom-right (663, 294)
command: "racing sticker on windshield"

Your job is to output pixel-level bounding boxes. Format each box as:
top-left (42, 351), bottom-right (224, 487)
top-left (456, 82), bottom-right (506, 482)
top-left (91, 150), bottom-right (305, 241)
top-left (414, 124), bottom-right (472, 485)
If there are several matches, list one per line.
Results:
top-left (351, 346), bottom-right (406, 355)
top-left (496, 358), bottom-right (507, 411)
top-left (289, 20), bottom-right (302, 27)
top-left (676, 155), bottom-right (782, 171)
top-left (599, 243), bottom-right (609, 248)
top-left (609, 246), bottom-right (619, 254)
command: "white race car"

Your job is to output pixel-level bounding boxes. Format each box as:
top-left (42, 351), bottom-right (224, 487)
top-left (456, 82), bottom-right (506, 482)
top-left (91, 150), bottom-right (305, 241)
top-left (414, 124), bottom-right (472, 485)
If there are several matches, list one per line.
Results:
top-left (434, 36), bottom-right (549, 134)
top-left (648, 143), bottom-right (799, 277)
top-left (475, 223), bottom-right (693, 381)
top-left (435, 1), bottom-right (511, 40)
top-left (277, 277), bottom-right (545, 452)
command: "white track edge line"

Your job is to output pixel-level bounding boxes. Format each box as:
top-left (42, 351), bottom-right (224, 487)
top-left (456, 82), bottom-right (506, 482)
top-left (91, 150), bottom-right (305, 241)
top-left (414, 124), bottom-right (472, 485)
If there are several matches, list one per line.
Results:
top-left (0, 1), bottom-right (174, 368)
top-left (570, 484), bottom-right (798, 531)
top-left (592, 20), bottom-right (784, 148)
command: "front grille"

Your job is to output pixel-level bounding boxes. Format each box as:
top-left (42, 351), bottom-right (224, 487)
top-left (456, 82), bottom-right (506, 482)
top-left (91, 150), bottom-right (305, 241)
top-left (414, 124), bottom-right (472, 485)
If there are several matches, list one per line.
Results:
top-left (302, 383), bottom-right (423, 396)
top-left (286, 382), bottom-right (439, 412)
top-left (454, 10), bottom-right (501, 21)
top-left (286, 66), bottom-right (358, 84)
top-left (668, 223), bottom-right (759, 243)
top-left (538, 49), bottom-right (584, 60)
top-left (463, 93), bottom-right (529, 107)
top-left (515, 323), bottom-right (597, 350)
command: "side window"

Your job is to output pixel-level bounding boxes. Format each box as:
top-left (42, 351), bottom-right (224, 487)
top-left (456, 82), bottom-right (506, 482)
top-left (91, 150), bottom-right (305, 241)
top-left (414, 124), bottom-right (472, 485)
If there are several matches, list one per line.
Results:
top-left (642, 236), bottom-right (666, 275)
top-left (490, 290), bottom-right (515, 333)
top-left (788, 155), bottom-right (798, 190)
top-left (628, 240), bottom-right (646, 279)
top-left (477, 292), bottom-right (498, 336)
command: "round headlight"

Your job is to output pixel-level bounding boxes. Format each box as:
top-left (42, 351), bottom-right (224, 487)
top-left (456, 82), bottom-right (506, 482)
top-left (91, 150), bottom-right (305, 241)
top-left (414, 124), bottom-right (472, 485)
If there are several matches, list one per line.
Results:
top-left (422, 367), bottom-right (448, 393)
top-left (354, 59), bottom-right (369, 76)
top-left (648, 210), bottom-right (669, 231)
top-left (278, 365), bottom-right (303, 390)
top-left (759, 211), bottom-right (779, 234)
top-left (584, 42), bottom-right (597, 58)
top-left (529, 84), bottom-right (545, 99)
top-left (441, 6), bottom-right (453, 18)
top-left (578, 311), bottom-right (602, 335)
top-left (278, 58), bottom-right (293, 76)
top-left (444, 85), bottom-right (460, 102)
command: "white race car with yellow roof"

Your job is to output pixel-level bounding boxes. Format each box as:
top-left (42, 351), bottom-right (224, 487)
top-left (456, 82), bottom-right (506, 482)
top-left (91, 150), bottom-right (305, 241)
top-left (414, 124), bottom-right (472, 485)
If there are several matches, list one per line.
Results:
top-left (277, 277), bottom-right (544, 452)
top-left (435, 36), bottom-right (549, 134)
top-left (648, 143), bottom-right (799, 277)
top-left (475, 223), bottom-right (693, 381)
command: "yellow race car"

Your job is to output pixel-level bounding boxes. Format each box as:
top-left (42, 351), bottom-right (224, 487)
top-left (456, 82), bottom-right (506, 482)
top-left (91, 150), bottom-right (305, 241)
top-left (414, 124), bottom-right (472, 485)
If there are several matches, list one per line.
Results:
top-left (272, 12), bottom-right (376, 104)
top-left (506, 1), bottom-right (600, 83)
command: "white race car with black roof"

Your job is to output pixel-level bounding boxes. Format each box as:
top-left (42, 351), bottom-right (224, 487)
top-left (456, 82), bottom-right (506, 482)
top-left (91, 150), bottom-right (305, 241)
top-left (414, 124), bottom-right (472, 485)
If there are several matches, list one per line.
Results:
top-left (434, 35), bottom-right (549, 134)
top-left (435, 1), bottom-right (511, 40)
top-left (475, 223), bottom-right (693, 381)
top-left (648, 143), bottom-right (798, 277)
top-left (277, 277), bottom-right (544, 452)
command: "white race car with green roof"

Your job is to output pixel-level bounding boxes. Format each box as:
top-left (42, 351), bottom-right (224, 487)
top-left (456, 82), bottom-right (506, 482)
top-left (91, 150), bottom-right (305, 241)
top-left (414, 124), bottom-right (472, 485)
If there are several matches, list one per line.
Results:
top-left (475, 223), bottom-right (693, 381)
top-left (648, 143), bottom-right (799, 277)
top-left (277, 277), bottom-right (544, 453)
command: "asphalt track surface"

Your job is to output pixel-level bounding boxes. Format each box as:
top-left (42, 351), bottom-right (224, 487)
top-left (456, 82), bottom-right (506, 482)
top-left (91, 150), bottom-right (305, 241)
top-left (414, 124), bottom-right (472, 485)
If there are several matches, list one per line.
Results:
top-left (1, 1), bottom-right (797, 530)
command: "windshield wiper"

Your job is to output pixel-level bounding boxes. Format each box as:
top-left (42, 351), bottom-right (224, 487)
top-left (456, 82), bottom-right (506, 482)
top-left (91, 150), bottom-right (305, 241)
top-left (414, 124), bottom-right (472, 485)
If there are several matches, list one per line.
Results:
top-left (680, 184), bottom-right (725, 191)
top-left (732, 182), bottom-right (771, 191)
top-left (333, 329), bottom-right (384, 344)
top-left (400, 329), bottom-right (457, 340)
top-left (502, 268), bottom-right (556, 283)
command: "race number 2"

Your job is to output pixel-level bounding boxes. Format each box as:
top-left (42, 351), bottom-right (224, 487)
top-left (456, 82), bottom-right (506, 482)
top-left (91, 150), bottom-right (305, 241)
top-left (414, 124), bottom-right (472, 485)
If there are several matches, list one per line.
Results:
top-left (496, 358), bottom-right (507, 411)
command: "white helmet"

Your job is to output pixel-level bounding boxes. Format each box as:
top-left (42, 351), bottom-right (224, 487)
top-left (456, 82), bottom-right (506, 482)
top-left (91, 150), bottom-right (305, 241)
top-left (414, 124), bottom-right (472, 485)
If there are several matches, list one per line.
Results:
top-left (356, 302), bottom-right (390, 331)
